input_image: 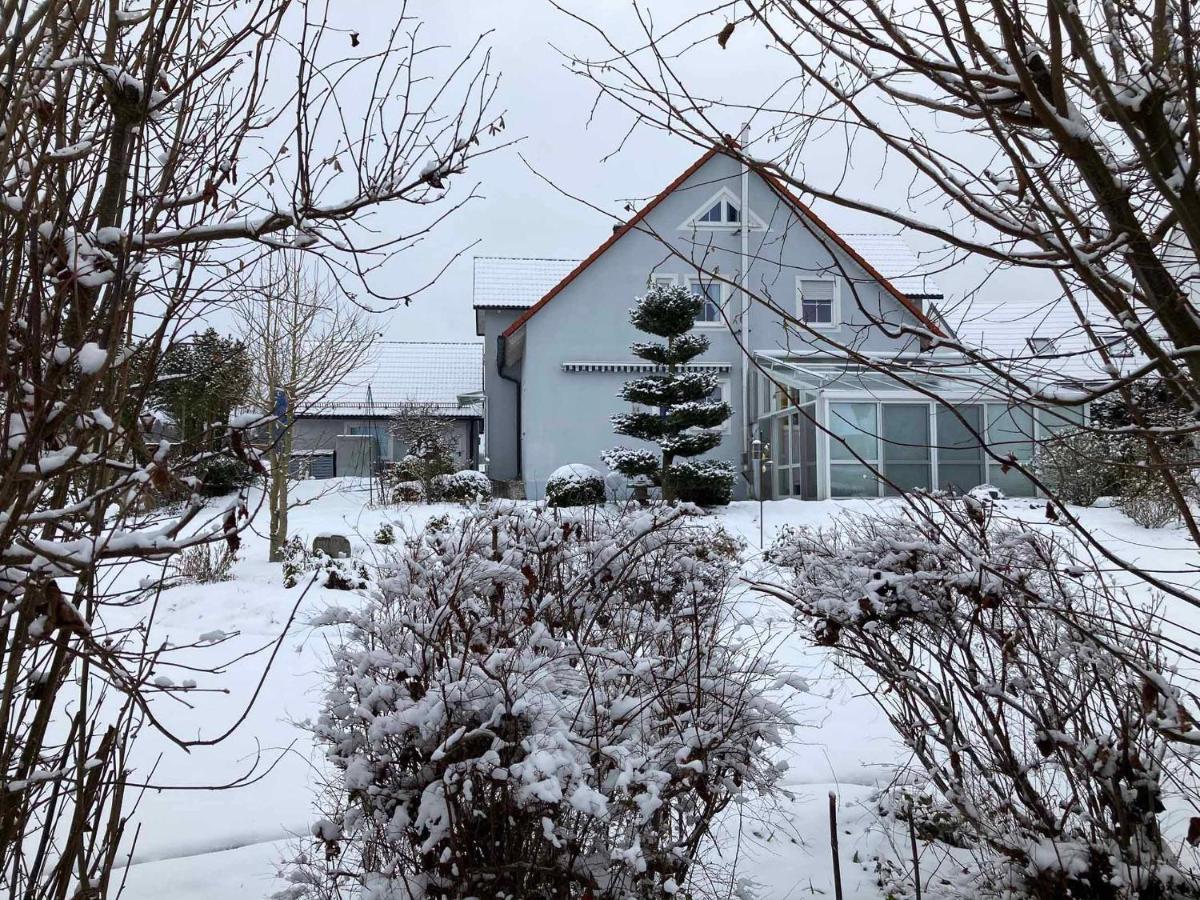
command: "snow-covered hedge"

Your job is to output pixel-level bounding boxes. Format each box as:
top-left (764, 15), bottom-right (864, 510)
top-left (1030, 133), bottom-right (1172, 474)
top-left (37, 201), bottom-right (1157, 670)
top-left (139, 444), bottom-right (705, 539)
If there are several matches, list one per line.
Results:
top-left (434, 468), bottom-right (492, 503)
top-left (289, 505), bottom-right (788, 899)
top-left (545, 463), bottom-right (606, 507)
top-left (761, 500), bottom-right (1200, 898)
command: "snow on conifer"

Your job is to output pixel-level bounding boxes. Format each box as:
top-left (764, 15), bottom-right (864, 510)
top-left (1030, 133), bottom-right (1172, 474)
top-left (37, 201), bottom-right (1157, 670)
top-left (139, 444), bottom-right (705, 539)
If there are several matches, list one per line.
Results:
top-left (602, 283), bottom-right (734, 504)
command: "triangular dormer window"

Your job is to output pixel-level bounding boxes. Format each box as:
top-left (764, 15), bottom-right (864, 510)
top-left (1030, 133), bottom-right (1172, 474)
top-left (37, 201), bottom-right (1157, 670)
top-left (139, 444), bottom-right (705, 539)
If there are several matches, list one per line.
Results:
top-left (681, 188), bottom-right (766, 231)
top-left (699, 199), bottom-right (739, 224)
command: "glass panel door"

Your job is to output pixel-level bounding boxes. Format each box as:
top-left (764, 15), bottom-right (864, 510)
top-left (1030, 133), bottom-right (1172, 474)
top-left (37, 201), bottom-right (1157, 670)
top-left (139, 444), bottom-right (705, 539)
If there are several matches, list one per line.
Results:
top-left (882, 404), bottom-right (931, 495)
top-left (829, 402), bottom-right (879, 497)
top-left (986, 404), bottom-right (1036, 495)
top-left (936, 404), bottom-right (984, 492)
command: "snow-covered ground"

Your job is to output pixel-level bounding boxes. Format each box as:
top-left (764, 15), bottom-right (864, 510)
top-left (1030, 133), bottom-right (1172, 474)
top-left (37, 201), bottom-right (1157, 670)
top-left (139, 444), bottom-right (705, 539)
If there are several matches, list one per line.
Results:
top-left (114, 482), bottom-right (1200, 900)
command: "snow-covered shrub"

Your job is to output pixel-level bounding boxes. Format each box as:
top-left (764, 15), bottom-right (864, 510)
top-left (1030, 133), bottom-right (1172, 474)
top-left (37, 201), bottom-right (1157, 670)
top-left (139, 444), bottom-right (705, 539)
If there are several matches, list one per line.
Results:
top-left (171, 542), bottom-right (236, 584)
top-left (287, 504), bottom-right (788, 900)
top-left (393, 480), bottom-right (425, 504)
top-left (668, 458), bottom-right (735, 506)
top-left (373, 523), bottom-right (395, 545)
top-left (1035, 427), bottom-right (1124, 507)
top-left (545, 463), bottom-right (606, 507)
top-left (1120, 491), bottom-right (1179, 529)
top-left (280, 535), bottom-right (310, 589)
top-left (760, 499), bottom-right (1200, 899)
top-left (314, 553), bottom-right (370, 592)
top-left (434, 469), bottom-right (492, 503)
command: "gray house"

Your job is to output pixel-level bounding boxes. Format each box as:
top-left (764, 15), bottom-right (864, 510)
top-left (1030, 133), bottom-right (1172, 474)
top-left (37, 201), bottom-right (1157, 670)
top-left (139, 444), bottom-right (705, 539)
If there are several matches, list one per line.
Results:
top-left (474, 147), bottom-right (1081, 501)
top-left (290, 341), bottom-right (484, 477)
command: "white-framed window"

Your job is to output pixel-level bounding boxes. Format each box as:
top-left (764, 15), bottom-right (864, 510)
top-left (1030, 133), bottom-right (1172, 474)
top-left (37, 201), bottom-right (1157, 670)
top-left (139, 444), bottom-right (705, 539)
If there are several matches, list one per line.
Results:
top-left (650, 272), bottom-right (677, 289)
top-left (1026, 336), bottom-right (1057, 356)
top-left (680, 188), bottom-right (767, 231)
top-left (700, 197), bottom-right (740, 225)
top-left (690, 277), bottom-right (724, 326)
top-left (797, 276), bottom-right (839, 328)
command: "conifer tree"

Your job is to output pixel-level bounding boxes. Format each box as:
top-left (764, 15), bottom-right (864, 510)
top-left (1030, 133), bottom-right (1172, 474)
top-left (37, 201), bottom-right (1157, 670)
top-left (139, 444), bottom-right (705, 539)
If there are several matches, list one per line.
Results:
top-left (603, 283), bottom-right (735, 504)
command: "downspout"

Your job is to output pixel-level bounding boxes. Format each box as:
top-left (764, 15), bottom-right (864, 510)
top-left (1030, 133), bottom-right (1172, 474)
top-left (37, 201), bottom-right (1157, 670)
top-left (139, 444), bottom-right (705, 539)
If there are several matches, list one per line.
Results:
top-left (497, 333), bottom-right (522, 478)
top-left (739, 125), bottom-right (752, 494)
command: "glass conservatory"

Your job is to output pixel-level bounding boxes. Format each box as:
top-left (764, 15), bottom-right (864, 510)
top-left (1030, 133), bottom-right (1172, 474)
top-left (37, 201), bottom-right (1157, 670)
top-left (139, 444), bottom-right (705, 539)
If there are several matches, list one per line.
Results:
top-left (749, 354), bottom-right (1083, 500)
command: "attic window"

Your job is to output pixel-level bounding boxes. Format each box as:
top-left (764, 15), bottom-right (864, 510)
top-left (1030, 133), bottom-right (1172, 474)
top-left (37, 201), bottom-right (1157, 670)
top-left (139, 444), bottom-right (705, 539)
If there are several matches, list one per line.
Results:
top-left (682, 188), bottom-right (765, 231)
top-left (699, 199), bottom-right (739, 224)
top-left (1027, 337), bottom-right (1057, 356)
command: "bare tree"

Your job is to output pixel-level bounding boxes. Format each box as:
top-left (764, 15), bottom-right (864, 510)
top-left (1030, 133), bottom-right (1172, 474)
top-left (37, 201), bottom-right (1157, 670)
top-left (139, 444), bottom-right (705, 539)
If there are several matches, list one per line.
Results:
top-left (236, 252), bottom-right (377, 560)
top-left (0, 1), bottom-right (503, 895)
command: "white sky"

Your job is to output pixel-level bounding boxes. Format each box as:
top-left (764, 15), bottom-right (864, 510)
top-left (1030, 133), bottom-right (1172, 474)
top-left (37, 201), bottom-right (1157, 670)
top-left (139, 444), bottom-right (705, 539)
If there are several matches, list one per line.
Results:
top-left (255, 1), bottom-right (1053, 342)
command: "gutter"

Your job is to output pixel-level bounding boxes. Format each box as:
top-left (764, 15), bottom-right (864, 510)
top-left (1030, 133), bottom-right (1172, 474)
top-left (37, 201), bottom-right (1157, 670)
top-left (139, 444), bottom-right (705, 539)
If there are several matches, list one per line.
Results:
top-left (497, 333), bottom-right (522, 477)
top-left (739, 125), bottom-right (752, 491)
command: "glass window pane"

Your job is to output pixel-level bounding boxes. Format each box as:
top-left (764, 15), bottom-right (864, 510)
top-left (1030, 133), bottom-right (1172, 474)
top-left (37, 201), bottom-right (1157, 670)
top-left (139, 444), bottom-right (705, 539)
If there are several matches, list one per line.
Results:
top-left (882, 404), bottom-right (930, 463)
top-left (829, 402), bottom-right (878, 462)
top-left (701, 202), bottom-right (722, 222)
top-left (830, 463), bottom-right (879, 498)
top-left (777, 465), bottom-right (790, 496)
top-left (937, 405), bottom-right (983, 462)
top-left (987, 405), bottom-right (1035, 461)
top-left (988, 463), bottom-right (1036, 497)
top-left (884, 463), bottom-right (931, 496)
top-left (939, 463), bottom-right (982, 494)
top-left (725, 201), bottom-right (739, 222)
top-left (1037, 404), bottom-right (1085, 435)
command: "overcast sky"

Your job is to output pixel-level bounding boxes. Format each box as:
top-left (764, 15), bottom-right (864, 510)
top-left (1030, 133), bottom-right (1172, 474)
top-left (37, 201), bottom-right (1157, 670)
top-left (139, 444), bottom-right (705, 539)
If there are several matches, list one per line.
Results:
top-left (297, 1), bottom-right (1051, 343)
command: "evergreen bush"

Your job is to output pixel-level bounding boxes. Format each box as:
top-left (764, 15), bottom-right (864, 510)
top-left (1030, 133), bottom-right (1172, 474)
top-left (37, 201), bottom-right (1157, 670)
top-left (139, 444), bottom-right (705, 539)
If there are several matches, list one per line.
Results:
top-left (604, 283), bottom-right (734, 504)
top-left (545, 464), bottom-right (606, 507)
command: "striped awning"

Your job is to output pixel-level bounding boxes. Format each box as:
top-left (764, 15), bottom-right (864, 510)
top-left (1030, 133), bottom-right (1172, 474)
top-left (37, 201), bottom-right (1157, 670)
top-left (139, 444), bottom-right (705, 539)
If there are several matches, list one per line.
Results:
top-left (561, 361), bottom-right (732, 374)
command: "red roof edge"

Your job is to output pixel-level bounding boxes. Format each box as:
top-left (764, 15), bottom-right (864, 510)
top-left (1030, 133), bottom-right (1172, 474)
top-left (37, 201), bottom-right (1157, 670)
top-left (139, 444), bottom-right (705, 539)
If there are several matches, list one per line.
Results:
top-left (501, 146), bottom-right (722, 339)
top-left (502, 143), bottom-right (945, 340)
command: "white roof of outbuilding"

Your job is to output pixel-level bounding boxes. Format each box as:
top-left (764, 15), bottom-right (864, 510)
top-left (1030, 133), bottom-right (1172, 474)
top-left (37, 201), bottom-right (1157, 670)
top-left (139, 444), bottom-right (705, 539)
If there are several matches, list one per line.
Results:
top-left (473, 257), bottom-right (580, 308)
top-left (940, 297), bottom-right (1137, 383)
top-left (841, 234), bottom-right (943, 298)
top-left (303, 341), bottom-right (484, 417)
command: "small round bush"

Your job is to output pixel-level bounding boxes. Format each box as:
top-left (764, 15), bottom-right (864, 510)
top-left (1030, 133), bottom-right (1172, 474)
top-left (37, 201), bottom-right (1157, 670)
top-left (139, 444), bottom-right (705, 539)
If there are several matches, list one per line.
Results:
top-left (436, 469), bottom-right (493, 503)
top-left (390, 480), bottom-right (424, 504)
top-left (668, 459), bottom-right (734, 506)
top-left (545, 464), bottom-right (606, 507)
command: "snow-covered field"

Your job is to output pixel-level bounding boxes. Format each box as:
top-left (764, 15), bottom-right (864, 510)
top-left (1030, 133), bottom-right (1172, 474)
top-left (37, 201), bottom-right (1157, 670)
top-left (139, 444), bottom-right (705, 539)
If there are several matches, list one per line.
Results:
top-left (113, 481), bottom-right (1200, 900)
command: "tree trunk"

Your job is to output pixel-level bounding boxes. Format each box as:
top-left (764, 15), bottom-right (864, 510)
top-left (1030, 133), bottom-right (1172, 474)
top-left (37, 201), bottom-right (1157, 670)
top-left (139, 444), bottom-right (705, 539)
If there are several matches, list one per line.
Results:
top-left (268, 423), bottom-right (292, 562)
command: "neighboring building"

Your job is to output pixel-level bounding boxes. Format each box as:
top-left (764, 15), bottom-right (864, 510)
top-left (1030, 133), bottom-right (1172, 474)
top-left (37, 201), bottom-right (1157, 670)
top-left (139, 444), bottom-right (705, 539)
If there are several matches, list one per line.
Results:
top-left (474, 146), bottom-right (1090, 501)
top-left (290, 340), bottom-right (484, 477)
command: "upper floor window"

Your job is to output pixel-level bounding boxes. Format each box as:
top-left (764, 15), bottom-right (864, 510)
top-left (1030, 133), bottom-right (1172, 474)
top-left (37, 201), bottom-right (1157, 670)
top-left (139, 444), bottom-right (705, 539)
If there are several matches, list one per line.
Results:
top-left (690, 277), bottom-right (723, 325)
top-left (797, 277), bottom-right (839, 327)
top-left (1026, 336), bottom-right (1057, 356)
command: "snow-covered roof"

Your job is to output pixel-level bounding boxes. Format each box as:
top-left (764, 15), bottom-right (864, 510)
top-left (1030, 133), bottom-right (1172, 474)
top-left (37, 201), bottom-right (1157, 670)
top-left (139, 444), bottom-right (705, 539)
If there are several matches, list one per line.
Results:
top-left (841, 234), bottom-right (943, 298)
top-left (302, 341), bottom-right (483, 417)
top-left (941, 297), bottom-right (1138, 383)
top-left (473, 257), bottom-right (580, 309)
